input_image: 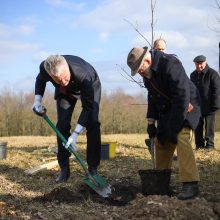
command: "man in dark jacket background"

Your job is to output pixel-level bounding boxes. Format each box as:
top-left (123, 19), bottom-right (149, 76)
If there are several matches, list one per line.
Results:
top-left (127, 47), bottom-right (201, 200)
top-left (32, 55), bottom-right (101, 183)
top-left (190, 55), bottom-right (220, 150)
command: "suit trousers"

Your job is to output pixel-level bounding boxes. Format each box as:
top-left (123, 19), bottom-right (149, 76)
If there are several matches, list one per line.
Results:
top-left (56, 96), bottom-right (101, 169)
top-left (195, 114), bottom-right (215, 148)
top-left (155, 127), bottom-right (200, 182)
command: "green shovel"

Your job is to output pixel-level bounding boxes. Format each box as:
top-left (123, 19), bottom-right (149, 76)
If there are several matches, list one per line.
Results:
top-left (33, 107), bottom-right (111, 198)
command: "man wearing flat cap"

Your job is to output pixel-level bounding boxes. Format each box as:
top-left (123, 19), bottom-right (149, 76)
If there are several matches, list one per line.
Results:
top-left (190, 55), bottom-right (220, 150)
top-left (127, 47), bottom-right (201, 200)
top-left (193, 55), bottom-right (206, 63)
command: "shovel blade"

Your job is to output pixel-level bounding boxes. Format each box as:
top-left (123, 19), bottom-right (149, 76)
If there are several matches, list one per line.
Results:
top-left (83, 175), bottom-right (112, 198)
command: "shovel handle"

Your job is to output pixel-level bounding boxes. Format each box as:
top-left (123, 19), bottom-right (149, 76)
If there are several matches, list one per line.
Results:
top-left (150, 138), bottom-right (156, 169)
top-left (42, 114), bottom-right (90, 175)
top-left (33, 106), bottom-right (47, 117)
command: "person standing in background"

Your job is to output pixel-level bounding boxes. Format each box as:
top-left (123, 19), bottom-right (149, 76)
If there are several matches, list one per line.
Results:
top-left (190, 55), bottom-right (220, 150)
top-left (153, 38), bottom-right (167, 52)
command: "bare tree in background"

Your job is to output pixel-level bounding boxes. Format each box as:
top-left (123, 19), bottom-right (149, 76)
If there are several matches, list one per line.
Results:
top-left (216, 0), bottom-right (220, 9)
top-left (215, 0), bottom-right (220, 27)
top-left (213, 0), bottom-right (220, 36)
top-left (118, 0), bottom-right (158, 88)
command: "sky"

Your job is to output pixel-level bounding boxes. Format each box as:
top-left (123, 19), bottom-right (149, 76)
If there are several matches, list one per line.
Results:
top-left (0, 0), bottom-right (219, 96)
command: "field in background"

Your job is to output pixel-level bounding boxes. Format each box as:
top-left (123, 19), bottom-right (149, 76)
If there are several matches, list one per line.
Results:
top-left (0, 133), bottom-right (219, 219)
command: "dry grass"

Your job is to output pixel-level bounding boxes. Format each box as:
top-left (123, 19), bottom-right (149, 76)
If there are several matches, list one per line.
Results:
top-left (0, 133), bottom-right (219, 219)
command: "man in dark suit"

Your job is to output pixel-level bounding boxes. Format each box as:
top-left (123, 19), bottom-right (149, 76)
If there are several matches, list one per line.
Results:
top-left (127, 47), bottom-right (201, 200)
top-left (32, 55), bottom-right (101, 183)
top-left (190, 55), bottom-right (220, 150)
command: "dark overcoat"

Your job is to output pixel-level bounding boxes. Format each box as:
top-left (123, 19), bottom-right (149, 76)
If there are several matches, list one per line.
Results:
top-left (144, 51), bottom-right (201, 138)
top-left (190, 65), bottom-right (220, 116)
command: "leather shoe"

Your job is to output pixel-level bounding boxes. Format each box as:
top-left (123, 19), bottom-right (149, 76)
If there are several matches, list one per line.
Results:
top-left (177, 182), bottom-right (199, 200)
top-left (55, 167), bottom-right (70, 183)
top-left (206, 145), bottom-right (214, 150)
top-left (195, 146), bottom-right (205, 150)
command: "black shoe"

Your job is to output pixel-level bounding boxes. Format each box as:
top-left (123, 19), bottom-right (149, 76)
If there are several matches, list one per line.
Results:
top-left (195, 146), bottom-right (205, 150)
top-left (88, 166), bottom-right (98, 176)
top-left (206, 145), bottom-right (214, 150)
top-left (177, 182), bottom-right (199, 200)
top-left (55, 167), bottom-right (70, 183)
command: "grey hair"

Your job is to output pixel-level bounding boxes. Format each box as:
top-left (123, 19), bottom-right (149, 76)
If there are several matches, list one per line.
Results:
top-left (44, 55), bottom-right (67, 76)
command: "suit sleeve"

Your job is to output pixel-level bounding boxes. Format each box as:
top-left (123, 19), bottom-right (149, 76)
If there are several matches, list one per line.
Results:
top-left (77, 79), bottom-right (94, 126)
top-left (35, 62), bottom-right (51, 96)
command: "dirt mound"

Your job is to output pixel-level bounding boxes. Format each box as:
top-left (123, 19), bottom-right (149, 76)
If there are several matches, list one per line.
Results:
top-left (124, 194), bottom-right (220, 220)
top-left (33, 180), bottom-right (220, 220)
top-left (35, 179), bottom-right (139, 206)
top-left (35, 187), bottom-right (85, 203)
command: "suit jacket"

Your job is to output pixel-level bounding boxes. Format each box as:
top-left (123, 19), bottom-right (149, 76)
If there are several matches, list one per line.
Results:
top-left (34, 55), bottom-right (101, 126)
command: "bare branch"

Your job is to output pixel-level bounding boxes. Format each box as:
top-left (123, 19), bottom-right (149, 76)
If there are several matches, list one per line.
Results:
top-left (124, 18), bottom-right (151, 48)
top-left (151, 0), bottom-right (154, 46)
top-left (120, 0), bottom-right (158, 88)
top-left (116, 64), bottom-right (145, 88)
top-left (150, 0), bottom-right (158, 46)
top-left (124, 0), bottom-right (158, 49)
top-left (211, 0), bottom-right (220, 35)
top-left (216, 0), bottom-right (220, 9)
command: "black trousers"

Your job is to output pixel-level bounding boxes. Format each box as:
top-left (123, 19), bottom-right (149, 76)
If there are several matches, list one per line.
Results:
top-left (195, 114), bottom-right (216, 148)
top-left (56, 96), bottom-right (101, 169)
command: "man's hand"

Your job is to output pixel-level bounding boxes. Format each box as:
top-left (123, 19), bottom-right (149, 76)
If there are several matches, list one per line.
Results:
top-left (65, 124), bottom-right (85, 151)
top-left (147, 124), bottom-right (157, 138)
top-left (65, 132), bottom-right (78, 152)
top-left (32, 95), bottom-right (46, 116)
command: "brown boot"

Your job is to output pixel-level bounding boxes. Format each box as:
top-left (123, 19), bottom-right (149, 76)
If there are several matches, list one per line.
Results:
top-left (177, 182), bottom-right (199, 200)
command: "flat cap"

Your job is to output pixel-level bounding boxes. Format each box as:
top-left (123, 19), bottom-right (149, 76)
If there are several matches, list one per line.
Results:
top-left (193, 55), bottom-right (206, 63)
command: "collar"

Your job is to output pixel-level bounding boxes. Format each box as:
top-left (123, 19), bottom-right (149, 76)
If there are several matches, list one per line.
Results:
top-left (150, 49), bottom-right (164, 72)
top-left (196, 64), bottom-right (209, 75)
top-left (201, 64), bottom-right (209, 74)
top-left (143, 69), bottom-right (153, 79)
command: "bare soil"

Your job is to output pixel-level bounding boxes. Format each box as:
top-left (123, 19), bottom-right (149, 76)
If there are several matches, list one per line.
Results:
top-left (0, 134), bottom-right (220, 219)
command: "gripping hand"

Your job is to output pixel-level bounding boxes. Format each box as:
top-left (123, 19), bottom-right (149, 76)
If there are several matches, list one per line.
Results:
top-left (65, 124), bottom-right (85, 152)
top-left (32, 95), bottom-right (46, 116)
